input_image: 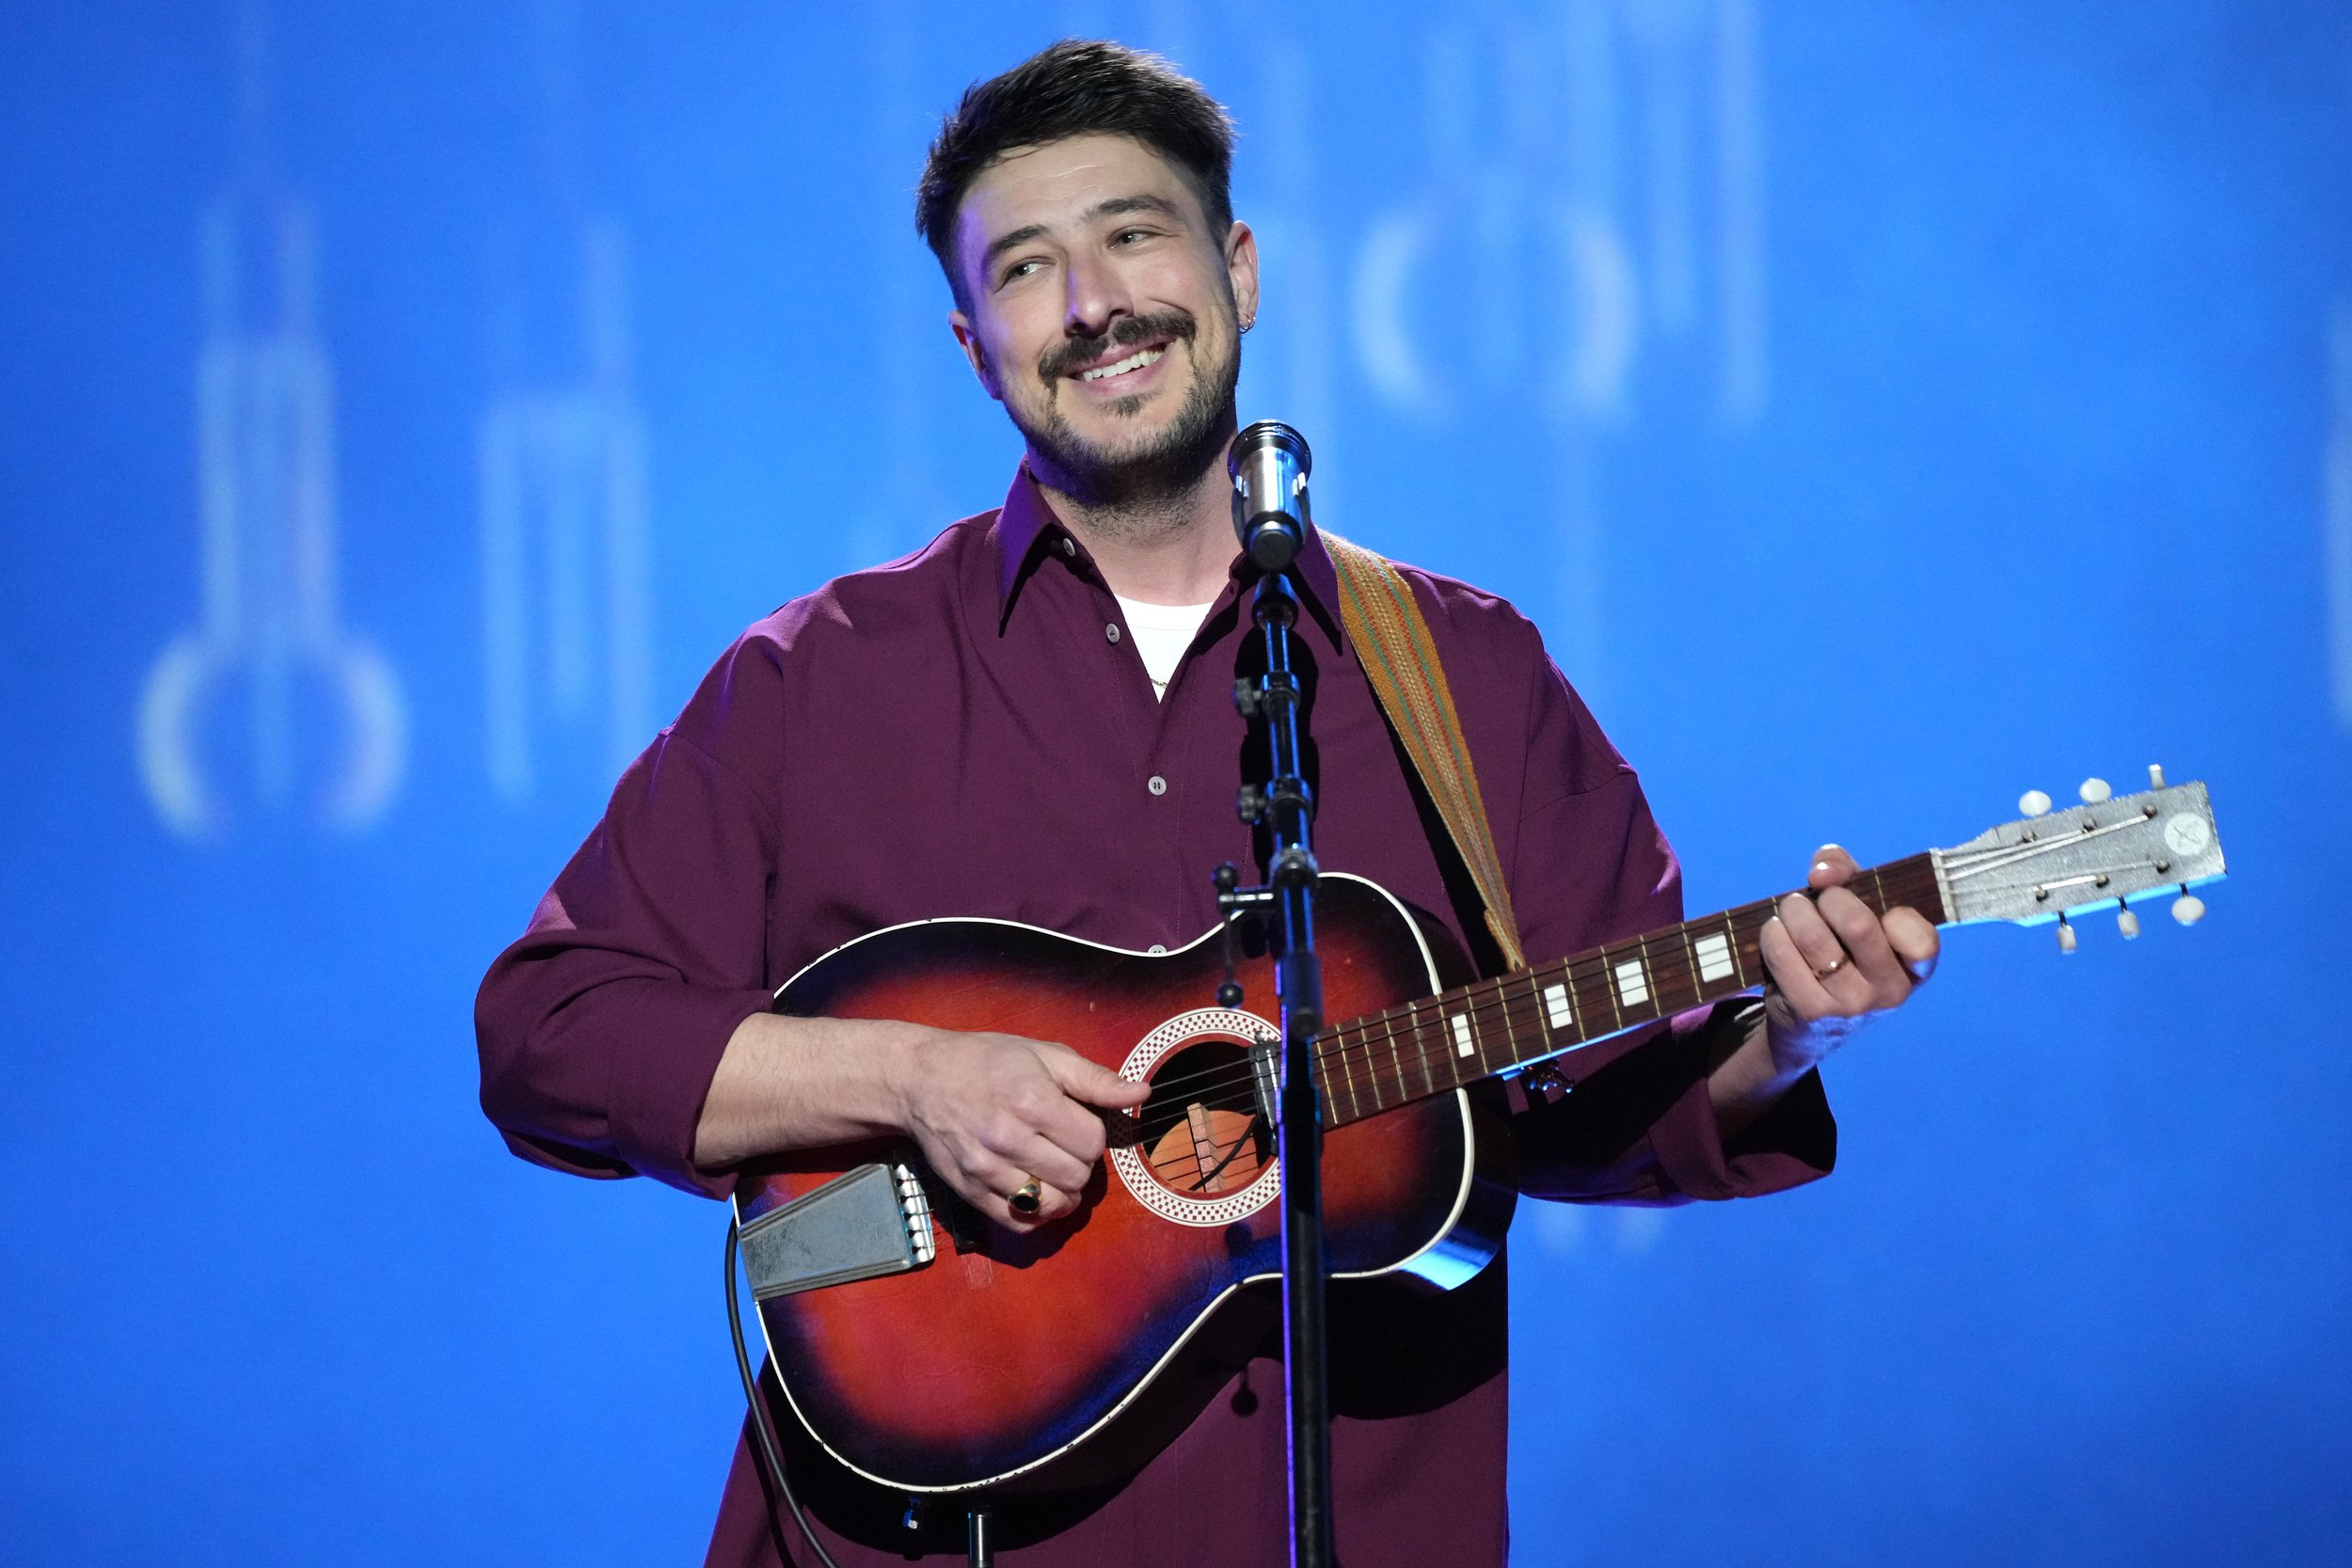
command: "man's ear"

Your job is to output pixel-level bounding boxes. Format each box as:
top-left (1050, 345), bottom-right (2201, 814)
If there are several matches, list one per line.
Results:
top-left (948, 309), bottom-right (1005, 403)
top-left (1224, 220), bottom-right (1261, 331)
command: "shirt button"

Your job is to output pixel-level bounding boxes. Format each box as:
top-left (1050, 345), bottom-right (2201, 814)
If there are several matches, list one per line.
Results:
top-left (1147, 775), bottom-right (1168, 796)
top-left (1148, 943), bottom-right (1168, 955)
top-left (1105, 623), bottom-right (1121, 643)
top-left (1060, 536), bottom-right (1076, 557)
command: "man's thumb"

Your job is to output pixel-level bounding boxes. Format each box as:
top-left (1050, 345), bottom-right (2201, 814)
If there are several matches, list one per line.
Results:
top-left (1043, 1046), bottom-right (1150, 1106)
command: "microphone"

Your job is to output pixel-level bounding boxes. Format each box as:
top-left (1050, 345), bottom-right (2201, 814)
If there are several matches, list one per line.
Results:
top-left (1228, 420), bottom-right (1311, 573)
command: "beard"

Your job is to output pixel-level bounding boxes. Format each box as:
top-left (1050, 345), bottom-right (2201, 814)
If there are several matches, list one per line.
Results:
top-left (1009, 306), bottom-right (1240, 525)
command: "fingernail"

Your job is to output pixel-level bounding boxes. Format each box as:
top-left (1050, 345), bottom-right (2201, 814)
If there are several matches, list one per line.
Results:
top-left (1813, 861), bottom-right (1833, 876)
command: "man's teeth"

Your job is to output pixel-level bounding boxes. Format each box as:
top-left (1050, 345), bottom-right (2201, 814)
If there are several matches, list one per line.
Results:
top-left (1078, 347), bottom-right (1166, 382)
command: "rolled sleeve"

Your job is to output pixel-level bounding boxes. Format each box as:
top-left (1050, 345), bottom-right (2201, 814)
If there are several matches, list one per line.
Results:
top-left (1511, 1004), bottom-right (1836, 1205)
top-left (476, 644), bottom-right (787, 1199)
top-left (1497, 647), bottom-right (1836, 1207)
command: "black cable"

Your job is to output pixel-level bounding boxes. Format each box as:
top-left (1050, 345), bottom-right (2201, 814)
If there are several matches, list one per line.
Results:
top-left (724, 1216), bottom-right (846, 1568)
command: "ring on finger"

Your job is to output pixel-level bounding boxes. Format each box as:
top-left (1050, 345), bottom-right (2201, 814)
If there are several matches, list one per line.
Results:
top-left (1009, 1177), bottom-right (1043, 1215)
top-left (1812, 954), bottom-right (1851, 981)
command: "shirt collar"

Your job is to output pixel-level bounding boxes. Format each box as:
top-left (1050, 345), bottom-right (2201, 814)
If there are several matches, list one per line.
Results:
top-left (987, 463), bottom-right (1347, 656)
top-left (989, 464), bottom-right (1066, 618)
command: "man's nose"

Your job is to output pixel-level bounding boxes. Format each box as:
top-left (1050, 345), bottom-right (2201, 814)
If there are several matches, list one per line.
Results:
top-left (1062, 250), bottom-right (1132, 341)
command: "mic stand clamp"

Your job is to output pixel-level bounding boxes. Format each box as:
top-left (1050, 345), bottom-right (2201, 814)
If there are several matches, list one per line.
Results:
top-left (1209, 568), bottom-right (1336, 1568)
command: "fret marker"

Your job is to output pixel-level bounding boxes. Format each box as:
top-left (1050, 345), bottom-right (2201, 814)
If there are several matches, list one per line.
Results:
top-left (1542, 982), bottom-right (1572, 1029)
top-left (1449, 1013), bottom-right (1475, 1057)
top-left (1693, 933), bottom-right (1735, 984)
top-left (1613, 959), bottom-right (1650, 1008)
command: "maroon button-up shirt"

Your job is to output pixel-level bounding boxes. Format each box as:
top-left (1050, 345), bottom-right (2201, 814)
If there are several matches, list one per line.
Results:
top-left (476, 468), bottom-right (1834, 1567)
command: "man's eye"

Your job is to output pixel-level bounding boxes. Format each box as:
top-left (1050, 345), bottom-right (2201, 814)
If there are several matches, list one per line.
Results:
top-left (1001, 259), bottom-right (1044, 284)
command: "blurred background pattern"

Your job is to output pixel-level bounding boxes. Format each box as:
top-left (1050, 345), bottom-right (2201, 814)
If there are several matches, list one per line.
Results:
top-left (3, 1), bottom-right (2347, 1562)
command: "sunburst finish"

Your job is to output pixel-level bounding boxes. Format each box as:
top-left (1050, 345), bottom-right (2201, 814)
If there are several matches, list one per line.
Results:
top-left (735, 875), bottom-right (1502, 1494)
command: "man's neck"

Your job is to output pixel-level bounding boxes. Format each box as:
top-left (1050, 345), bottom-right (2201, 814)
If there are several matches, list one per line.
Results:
top-left (1031, 459), bottom-right (1234, 608)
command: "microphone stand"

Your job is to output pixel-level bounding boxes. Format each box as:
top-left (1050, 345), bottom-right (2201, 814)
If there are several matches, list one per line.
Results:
top-left (1218, 566), bottom-right (1334, 1568)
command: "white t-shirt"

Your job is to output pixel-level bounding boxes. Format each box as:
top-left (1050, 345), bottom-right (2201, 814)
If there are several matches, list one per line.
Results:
top-left (1114, 595), bottom-right (1217, 701)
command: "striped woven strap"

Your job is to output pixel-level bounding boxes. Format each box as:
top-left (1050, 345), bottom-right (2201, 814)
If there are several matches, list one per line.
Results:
top-left (1323, 532), bottom-right (1528, 974)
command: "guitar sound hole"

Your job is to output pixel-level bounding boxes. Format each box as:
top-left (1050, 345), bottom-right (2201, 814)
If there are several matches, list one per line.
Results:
top-left (1135, 1038), bottom-right (1272, 1196)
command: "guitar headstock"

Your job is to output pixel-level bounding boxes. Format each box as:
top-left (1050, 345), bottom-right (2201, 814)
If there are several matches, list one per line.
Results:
top-left (1934, 766), bottom-right (2224, 946)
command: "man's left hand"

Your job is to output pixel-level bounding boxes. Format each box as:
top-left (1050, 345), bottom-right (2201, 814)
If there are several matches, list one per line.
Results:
top-left (1755, 842), bottom-right (1941, 1079)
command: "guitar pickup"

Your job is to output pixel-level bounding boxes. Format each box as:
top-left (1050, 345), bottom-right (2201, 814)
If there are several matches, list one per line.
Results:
top-left (739, 1161), bottom-right (936, 1301)
top-left (1249, 1041), bottom-right (1280, 1128)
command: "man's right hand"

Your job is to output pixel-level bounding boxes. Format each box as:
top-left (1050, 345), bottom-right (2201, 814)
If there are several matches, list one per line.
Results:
top-left (693, 1012), bottom-right (1151, 1232)
top-left (893, 1028), bottom-right (1151, 1228)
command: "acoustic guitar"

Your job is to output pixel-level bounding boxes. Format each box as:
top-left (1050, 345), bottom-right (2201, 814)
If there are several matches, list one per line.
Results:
top-left (733, 770), bottom-right (2223, 1497)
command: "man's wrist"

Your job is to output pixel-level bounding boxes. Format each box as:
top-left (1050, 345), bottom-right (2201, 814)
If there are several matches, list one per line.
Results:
top-left (854, 1018), bottom-right (927, 1137)
top-left (1707, 1000), bottom-right (1806, 1139)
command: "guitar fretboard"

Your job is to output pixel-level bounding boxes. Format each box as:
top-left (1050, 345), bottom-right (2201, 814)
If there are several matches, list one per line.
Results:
top-left (1313, 852), bottom-right (1947, 1128)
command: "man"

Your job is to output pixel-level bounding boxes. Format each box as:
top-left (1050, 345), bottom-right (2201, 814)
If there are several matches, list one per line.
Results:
top-left (476, 40), bottom-right (1938, 1568)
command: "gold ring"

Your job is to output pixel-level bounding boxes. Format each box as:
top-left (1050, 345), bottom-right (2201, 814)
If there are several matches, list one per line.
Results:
top-left (1009, 1178), bottom-right (1043, 1215)
top-left (1814, 955), bottom-right (1850, 981)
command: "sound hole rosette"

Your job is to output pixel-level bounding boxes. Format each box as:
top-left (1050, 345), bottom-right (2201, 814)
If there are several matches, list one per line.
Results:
top-left (1111, 1007), bottom-right (1283, 1227)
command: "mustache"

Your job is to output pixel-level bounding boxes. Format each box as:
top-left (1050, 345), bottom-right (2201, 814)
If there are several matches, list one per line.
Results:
top-left (1038, 309), bottom-right (1200, 383)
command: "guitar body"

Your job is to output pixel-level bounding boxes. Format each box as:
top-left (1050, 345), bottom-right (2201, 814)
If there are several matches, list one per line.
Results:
top-left (735, 873), bottom-right (1518, 1497)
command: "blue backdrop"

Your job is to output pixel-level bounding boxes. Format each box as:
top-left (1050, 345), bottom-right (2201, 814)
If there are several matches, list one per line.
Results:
top-left (4, 3), bottom-right (2348, 1563)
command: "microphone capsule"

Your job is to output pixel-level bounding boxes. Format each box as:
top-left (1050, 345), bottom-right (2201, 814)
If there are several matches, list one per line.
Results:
top-left (1229, 420), bottom-right (1312, 572)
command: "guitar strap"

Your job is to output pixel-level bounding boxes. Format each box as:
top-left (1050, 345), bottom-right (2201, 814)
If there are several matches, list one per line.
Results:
top-left (1322, 531), bottom-right (1530, 974)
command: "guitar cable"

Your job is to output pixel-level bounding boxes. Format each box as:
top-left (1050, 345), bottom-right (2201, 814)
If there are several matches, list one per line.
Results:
top-left (724, 1215), bottom-right (846, 1568)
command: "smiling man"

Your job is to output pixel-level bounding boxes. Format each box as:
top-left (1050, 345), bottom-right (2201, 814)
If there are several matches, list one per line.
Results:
top-left (476, 40), bottom-right (1936, 1568)
top-left (939, 115), bottom-right (1259, 615)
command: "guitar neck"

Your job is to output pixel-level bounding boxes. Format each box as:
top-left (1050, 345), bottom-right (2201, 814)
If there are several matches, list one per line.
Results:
top-left (1315, 852), bottom-right (1948, 1130)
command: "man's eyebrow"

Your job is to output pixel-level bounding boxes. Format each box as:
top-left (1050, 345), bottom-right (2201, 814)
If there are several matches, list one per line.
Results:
top-left (1089, 193), bottom-right (1184, 223)
top-left (978, 193), bottom-right (1187, 273)
top-left (981, 222), bottom-right (1050, 273)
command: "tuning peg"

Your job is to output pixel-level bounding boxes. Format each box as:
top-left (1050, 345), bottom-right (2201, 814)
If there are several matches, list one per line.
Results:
top-left (2118, 907), bottom-right (2140, 940)
top-left (2019, 789), bottom-right (2053, 817)
top-left (2148, 764), bottom-right (2167, 789)
top-left (2078, 777), bottom-right (2112, 804)
top-left (2058, 917), bottom-right (2077, 955)
top-left (2172, 893), bottom-right (2205, 927)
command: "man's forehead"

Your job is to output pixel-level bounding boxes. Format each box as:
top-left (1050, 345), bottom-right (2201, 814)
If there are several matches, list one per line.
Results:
top-left (954, 134), bottom-right (1201, 251)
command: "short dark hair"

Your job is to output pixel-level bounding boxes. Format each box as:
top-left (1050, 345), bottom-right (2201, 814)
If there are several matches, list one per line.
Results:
top-left (915, 40), bottom-right (1236, 303)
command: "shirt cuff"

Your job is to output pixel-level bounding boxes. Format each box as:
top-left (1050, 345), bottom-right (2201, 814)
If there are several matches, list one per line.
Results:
top-left (1646, 1055), bottom-right (1837, 1202)
top-left (1510, 1000), bottom-right (1836, 1204)
top-left (602, 980), bottom-right (779, 1200)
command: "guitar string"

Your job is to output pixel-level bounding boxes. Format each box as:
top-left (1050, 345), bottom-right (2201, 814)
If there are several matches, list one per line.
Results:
top-left (1136, 913), bottom-right (1767, 1109)
top-left (1258, 871), bottom-right (1899, 1108)
top-left (1937, 818), bottom-right (2156, 866)
top-left (1306, 860), bottom-right (1939, 1103)
top-left (1139, 1129), bottom-right (1268, 1189)
top-left (1136, 948), bottom-right (1726, 1122)
top-left (1138, 936), bottom-right (1760, 1132)
top-left (1133, 864), bottom-right (1939, 1116)
top-left (1138, 902), bottom-right (1761, 1104)
top-left (1307, 864), bottom-right (1931, 1087)
top-left (1939, 819), bottom-right (2164, 881)
top-left (1224, 875), bottom-right (1935, 1117)
top-left (1295, 883), bottom-right (1935, 1122)
top-left (1142, 898), bottom-right (1782, 1104)
top-left (1138, 1114), bottom-right (1267, 1184)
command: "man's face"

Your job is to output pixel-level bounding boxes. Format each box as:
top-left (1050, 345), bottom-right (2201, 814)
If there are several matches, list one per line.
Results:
top-left (947, 133), bottom-right (1259, 508)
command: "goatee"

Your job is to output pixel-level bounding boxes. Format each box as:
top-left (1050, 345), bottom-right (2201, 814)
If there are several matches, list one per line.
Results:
top-left (1017, 308), bottom-right (1239, 531)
